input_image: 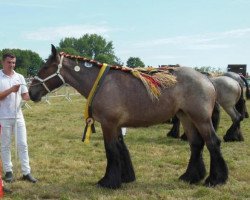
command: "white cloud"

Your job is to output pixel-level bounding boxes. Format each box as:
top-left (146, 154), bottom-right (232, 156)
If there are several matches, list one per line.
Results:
top-left (23, 25), bottom-right (111, 41)
top-left (185, 44), bottom-right (230, 50)
top-left (221, 28), bottom-right (250, 38)
top-left (133, 28), bottom-right (250, 50)
top-left (150, 55), bottom-right (182, 59)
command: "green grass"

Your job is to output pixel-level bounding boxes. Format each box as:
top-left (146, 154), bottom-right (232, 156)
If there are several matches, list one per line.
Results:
top-left (3, 94), bottom-right (250, 199)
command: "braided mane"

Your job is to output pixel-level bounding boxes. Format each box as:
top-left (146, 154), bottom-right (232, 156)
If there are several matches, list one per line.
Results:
top-left (60, 52), bottom-right (177, 100)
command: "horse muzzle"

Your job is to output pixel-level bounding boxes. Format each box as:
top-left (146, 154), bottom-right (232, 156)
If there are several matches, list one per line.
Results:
top-left (29, 88), bottom-right (43, 102)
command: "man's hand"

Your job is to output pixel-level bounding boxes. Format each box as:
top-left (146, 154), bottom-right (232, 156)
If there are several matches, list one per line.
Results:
top-left (11, 84), bottom-right (20, 93)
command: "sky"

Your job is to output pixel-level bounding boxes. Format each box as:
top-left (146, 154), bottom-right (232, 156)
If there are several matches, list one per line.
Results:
top-left (1, 0), bottom-right (250, 73)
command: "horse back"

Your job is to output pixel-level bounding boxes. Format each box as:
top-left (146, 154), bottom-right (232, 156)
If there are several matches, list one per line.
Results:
top-left (93, 67), bottom-right (216, 127)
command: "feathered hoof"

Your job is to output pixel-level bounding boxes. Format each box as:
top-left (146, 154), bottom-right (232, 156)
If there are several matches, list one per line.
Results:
top-left (97, 177), bottom-right (121, 189)
top-left (223, 134), bottom-right (244, 142)
top-left (180, 133), bottom-right (188, 141)
top-left (179, 172), bottom-right (202, 184)
top-left (121, 174), bottom-right (136, 183)
top-left (167, 130), bottom-right (179, 138)
top-left (204, 175), bottom-right (227, 187)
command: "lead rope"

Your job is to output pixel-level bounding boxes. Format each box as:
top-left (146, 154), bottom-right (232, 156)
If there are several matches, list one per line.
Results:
top-left (82, 63), bottom-right (110, 143)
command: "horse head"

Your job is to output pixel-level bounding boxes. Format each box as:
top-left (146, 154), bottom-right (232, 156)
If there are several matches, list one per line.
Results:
top-left (29, 45), bottom-right (66, 102)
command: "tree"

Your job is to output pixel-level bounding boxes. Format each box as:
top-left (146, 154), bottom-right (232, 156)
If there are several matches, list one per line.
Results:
top-left (194, 66), bottom-right (223, 74)
top-left (58, 34), bottom-right (119, 65)
top-left (0, 49), bottom-right (44, 77)
top-left (126, 57), bottom-right (145, 68)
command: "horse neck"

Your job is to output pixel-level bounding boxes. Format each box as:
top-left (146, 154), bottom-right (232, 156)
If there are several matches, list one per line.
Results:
top-left (62, 60), bottom-right (101, 98)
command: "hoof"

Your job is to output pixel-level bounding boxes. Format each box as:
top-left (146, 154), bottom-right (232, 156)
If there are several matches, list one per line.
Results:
top-left (179, 172), bottom-right (203, 184)
top-left (180, 133), bottom-right (188, 141)
top-left (204, 176), bottom-right (227, 187)
top-left (97, 177), bottom-right (121, 189)
top-left (167, 130), bottom-right (179, 138)
top-left (121, 174), bottom-right (136, 183)
top-left (223, 134), bottom-right (244, 142)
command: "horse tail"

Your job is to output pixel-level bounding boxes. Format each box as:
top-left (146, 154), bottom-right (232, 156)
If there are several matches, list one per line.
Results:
top-left (212, 101), bottom-right (220, 131)
top-left (235, 84), bottom-right (249, 119)
top-left (239, 75), bottom-right (250, 99)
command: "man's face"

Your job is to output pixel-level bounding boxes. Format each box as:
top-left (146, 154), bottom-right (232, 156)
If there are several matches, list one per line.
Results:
top-left (2, 57), bottom-right (16, 70)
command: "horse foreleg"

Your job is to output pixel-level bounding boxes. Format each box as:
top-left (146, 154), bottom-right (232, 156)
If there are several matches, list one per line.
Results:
top-left (167, 115), bottom-right (180, 138)
top-left (117, 130), bottom-right (135, 183)
top-left (177, 112), bottom-right (206, 184)
top-left (98, 126), bottom-right (122, 189)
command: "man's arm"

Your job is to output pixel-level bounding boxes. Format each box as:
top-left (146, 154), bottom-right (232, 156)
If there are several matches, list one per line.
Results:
top-left (21, 92), bottom-right (30, 101)
top-left (0, 85), bottom-right (20, 100)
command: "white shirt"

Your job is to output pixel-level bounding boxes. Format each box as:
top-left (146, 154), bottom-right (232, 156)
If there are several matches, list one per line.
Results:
top-left (0, 70), bottom-right (28, 119)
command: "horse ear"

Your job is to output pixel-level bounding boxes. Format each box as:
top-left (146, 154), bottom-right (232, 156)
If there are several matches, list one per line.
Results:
top-left (51, 44), bottom-right (57, 57)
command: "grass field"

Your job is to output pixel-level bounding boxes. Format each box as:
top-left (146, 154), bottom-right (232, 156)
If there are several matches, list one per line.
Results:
top-left (3, 93), bottom-right (250, 200)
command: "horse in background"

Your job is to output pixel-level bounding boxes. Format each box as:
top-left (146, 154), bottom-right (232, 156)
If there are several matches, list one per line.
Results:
top-left (29, 45), bottom-right (228, 188)
top-left (224, 72), bottom-right (250, 101)
top-left (167, 74), bottom-right (247, 142)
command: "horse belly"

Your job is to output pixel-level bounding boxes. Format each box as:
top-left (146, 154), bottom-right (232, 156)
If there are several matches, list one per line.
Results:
top-left (121, 96), bottom-right (178, 127)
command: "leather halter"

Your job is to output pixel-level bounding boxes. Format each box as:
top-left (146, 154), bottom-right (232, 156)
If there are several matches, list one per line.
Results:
top-left (33, 55), bottom-right (66, 92)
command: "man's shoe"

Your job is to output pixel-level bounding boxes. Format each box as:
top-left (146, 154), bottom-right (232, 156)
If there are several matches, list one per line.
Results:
top-left (4, 172), bottom-right (13, 183)
top-left (22, 173), bottom-right (37, 183)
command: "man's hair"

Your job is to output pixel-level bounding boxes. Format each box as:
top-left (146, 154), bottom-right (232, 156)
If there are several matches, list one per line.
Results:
top-left (2, 53), bottom-right (16, 61)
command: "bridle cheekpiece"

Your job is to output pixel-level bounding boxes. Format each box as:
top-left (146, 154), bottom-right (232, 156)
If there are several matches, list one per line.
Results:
top-left (33, 55), bottom-right (66, 93)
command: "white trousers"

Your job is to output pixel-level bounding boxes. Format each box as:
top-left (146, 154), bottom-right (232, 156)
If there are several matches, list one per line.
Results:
top-left (0, 118), bottom-right (31, 175)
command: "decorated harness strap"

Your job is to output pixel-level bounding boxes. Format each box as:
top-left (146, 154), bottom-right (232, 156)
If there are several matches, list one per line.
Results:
top-left (82, 63), bottom-right (110, 143)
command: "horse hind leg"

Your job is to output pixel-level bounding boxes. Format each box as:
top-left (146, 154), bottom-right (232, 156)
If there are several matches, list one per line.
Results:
top-left (179, 102), bottom-right (220, 142)
top-left (223, 107), bottom-right (244, 142)
top-left (212, 102), bottom-right (220, 131)
top-left (236, 86), bottom-right (249, 119)
top-left (196, 122), bottom-right (228, 186)
top-left (177, 112), bottom-right (206, 184)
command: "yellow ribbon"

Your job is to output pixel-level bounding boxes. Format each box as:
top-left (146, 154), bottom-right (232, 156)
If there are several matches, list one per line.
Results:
top-left (83, 63), bottom-right (109, 144)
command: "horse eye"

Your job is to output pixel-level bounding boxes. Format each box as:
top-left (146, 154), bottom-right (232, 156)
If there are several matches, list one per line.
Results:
top-left (84, 62), bottom-right (93, 68)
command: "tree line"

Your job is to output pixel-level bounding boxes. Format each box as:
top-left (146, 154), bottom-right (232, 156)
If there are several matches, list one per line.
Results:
top-left (0, 34), bottom-right (145, 77)
top-left (1, 33), bottom-right (221, 77)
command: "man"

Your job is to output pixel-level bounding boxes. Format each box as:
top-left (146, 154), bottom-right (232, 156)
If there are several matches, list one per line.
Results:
top-left (0, 53), bottom-right (37, 183)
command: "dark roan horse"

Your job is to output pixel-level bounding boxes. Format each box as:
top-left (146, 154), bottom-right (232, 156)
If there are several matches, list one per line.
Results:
top-left (29, 45), bottom-right (228, 189)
